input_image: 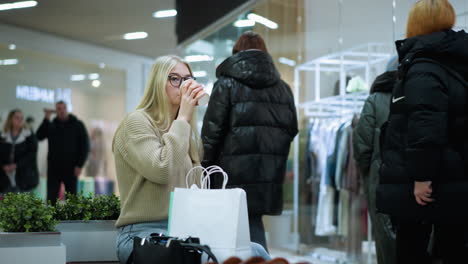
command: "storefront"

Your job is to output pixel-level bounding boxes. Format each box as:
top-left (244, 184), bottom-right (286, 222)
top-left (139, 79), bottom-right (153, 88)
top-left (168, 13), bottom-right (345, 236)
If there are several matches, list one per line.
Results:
top-left (177, 0), bottom-right (468, 262)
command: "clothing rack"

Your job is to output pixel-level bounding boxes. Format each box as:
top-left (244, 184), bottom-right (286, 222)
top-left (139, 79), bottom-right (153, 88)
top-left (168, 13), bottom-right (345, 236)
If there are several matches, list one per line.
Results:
top-left (300, 92), bottom-right (368, 117)
top-left (289, 43), bottom-right (393, 264)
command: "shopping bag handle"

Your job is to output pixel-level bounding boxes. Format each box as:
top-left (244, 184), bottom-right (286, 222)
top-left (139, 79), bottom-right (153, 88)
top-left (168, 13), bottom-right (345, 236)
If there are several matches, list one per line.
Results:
top-left (185, 165), bottom-right (228, 189)
top-left (185, 166), bottom-right (208, 189)
top-left (202, 165), bottom-right (228, 189)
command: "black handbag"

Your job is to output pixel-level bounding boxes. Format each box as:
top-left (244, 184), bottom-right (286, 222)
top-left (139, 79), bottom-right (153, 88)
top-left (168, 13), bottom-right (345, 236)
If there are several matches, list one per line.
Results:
top-left (127, 234), bottom-right (218, 264)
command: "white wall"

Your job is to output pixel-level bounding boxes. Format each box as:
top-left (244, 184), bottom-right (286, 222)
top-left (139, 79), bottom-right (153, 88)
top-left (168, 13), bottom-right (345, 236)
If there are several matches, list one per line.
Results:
top-left (0, 23), bottom-right (154, 112)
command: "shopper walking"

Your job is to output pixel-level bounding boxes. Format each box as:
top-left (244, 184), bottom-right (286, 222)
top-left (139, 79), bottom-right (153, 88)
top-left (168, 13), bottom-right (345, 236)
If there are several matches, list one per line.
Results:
top-left (36, 101), bottom-right (89, 204)
top-left (353, 59), bottom-right (398, 264)
top-left (378, 0), bottom-right (468, 263)
top-left (201, 31), bottom-right (298, 250)
top-left (0, 109), bottom-right (39, 193)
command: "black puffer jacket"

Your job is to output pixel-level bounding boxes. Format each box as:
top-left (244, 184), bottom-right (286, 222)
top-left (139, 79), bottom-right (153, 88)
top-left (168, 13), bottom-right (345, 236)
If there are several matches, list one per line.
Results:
top-left (36, 114), bottom-right (89, 170)
top-left (378, 30), bottom-right (468, 220)
top-left (201, 50), bottom-right (298, 215)
top-left (0, 129), bottom-right (39, 192)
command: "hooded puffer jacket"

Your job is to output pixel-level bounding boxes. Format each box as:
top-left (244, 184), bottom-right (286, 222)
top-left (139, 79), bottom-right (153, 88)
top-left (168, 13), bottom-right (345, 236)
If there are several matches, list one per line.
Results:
top-left (201, 50), bottom-right (298, 215)
top-left (378, 30), bottom-right (468, 221)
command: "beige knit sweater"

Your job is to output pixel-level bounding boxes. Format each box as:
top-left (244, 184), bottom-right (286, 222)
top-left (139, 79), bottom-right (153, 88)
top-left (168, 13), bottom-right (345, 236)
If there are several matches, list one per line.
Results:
top-left (112, 110), bottom-right (201, 227)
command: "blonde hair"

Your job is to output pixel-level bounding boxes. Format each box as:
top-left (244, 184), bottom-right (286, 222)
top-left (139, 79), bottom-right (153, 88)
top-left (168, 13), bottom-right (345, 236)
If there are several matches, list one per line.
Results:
top-left (3, 109), bottom-right (23, 133)
top-left (136, 55), bottom-right (203, 161)
top-left (137, 55), bottom-right (194, 131)
top-left (406, 0), bottom-right (455, 38)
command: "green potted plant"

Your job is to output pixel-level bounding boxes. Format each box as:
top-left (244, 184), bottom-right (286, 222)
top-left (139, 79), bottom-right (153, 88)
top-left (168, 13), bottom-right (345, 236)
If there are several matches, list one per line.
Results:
top-left (0, 192), bottom-right (66, 264)
top-left (55, 192), bottom-right (120, 262)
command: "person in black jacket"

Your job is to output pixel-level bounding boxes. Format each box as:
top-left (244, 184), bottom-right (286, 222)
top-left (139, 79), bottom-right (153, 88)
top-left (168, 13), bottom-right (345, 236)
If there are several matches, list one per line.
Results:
top-left (37, 101), bottom-right (89, 204)
top-left (378, 0), bottom-right (468, 263)
top-left (0, 109), bottom-right (39, 193)
top-left (201, 31), bottom-right (298, 250)
top-left (353, 64), bottom-right (397, 264)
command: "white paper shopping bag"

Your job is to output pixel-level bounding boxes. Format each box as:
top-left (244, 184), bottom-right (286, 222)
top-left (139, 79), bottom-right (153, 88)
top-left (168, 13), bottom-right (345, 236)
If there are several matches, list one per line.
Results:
top-left (169, 166), bottom-right (251, 262)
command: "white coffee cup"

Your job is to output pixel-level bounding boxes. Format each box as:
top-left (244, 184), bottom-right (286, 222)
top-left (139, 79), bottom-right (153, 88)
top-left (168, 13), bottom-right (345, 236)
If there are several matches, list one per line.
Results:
top-left (197, 93), bottom-right (210, 106)
top-left (180, 79), bottom-right (210, 106)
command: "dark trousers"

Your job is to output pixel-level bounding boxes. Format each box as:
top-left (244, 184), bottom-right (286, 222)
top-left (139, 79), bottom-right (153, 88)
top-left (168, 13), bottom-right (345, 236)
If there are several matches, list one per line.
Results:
top-left (396, 222), bottom-right (466, 264)
top-left (249, 214), bottom-right (268, 252)
top-left (47, 167), bottom-right (77, 205)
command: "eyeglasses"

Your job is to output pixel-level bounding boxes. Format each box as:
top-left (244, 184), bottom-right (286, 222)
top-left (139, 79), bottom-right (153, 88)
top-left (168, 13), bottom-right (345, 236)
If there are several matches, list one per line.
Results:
top-left (168, 75), bottom-right (196, 88)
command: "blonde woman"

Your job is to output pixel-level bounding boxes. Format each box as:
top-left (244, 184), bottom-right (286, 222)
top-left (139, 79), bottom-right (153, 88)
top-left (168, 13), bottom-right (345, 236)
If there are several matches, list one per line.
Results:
top-left (0, 109), bottom-right (38, 193)
top-left (378, 0), bottom-right (468, 262)
top-left (112, 55), bottom-right (207, 263)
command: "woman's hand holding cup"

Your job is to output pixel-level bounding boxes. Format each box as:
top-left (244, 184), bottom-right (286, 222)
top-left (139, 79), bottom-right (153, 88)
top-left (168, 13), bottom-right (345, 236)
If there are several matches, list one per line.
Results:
top-left (177, 79), bottom-right (207, 122)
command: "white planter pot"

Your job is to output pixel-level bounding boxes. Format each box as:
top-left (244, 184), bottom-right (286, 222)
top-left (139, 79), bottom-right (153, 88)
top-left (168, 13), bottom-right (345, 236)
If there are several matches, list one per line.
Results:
top-left (57, 220), bottom-right (118, 262)
top-left (0, 232), bottom-right (66, 264)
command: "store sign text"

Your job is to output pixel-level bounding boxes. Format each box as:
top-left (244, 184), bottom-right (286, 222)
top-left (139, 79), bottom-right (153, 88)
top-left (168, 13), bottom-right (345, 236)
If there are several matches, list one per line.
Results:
top-left (16, 85), bottom-right (73, 110)
top-left (16, 85), bottom-right (55, 103)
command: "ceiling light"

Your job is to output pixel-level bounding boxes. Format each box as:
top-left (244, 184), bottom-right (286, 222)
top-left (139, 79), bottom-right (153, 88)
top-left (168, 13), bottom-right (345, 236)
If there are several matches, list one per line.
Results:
top-left (92, 80), bottom-right (101, 88)
top-left (279, 57), bottom-right (296, 67)
top-left (193, 71), bottom-right (207, 78)
top-left (8, 44), bottom-right (16, 50)
top-left (186, 40), bottom-right (214, 56)
top-left (247, 13), bottom-right (278, 29)
top-left (88, 73), bottom-right (100, 80)
top-left (70, 74), bottom-right (86, 81)
top-left (1, 59), bottom-right (18, 65)
top-left (0, 1), bottom-right (37, 11)
top-left (123, 32), bottom-right (148, 40)
top-left (184, 55), bottom-right (213, 63)
top-left (99, 63), bottom-right (106, 69)
top-left (234, 19), bottom-right (255, 28)
top-left (153, 9), bottom-right (177, 18)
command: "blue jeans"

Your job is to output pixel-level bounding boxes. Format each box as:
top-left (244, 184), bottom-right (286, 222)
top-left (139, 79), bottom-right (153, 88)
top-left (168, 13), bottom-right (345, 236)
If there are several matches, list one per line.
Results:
top-left (117, 221), bottom-right (168, 263)
top-left (116, 221), bottom-right (270, 263)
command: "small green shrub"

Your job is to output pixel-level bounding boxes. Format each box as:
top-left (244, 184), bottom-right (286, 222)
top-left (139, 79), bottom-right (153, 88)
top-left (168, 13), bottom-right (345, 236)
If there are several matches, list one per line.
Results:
top-left (54, 192), bottom-right (93, 221)
top-left (55, 192), bottom-right (120, 221)
top-left (0, 193), bottom-right (57, 232)
top-left (91, 193), bottom-right (120, 220)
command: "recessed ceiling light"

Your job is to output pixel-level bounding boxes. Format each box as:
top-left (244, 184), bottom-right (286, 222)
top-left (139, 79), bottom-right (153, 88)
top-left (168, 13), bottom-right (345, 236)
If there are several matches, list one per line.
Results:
top-left (279, 57), bottom-right (296, 67)
top-left (92, 80), bottom-right (101, 88)
top-left (184, 55), bottom-right (213, 63)
top-left (0, 1), bottom-right (37, 11)
top-left (1, 59), bottom-right (19, 65)
top-left (123, 32), bottom-right (148, 40)
top-left (247, 13), bottom-right (278, 29)
top-left (193, 71), bottom-right (207, 78)
top-left (234, 19), bottom-right (255, 28)
top-left (153, 9), bottom-right (177, 18)
top-left (88, 73), bottom-right (100, 80)
top-left (70, 74), bottom-right (86, 81)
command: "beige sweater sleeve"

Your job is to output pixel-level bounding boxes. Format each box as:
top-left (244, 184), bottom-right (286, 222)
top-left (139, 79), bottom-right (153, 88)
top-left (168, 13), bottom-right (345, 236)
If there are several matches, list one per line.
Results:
top-left (119, 113), bottom-right (191, 184)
